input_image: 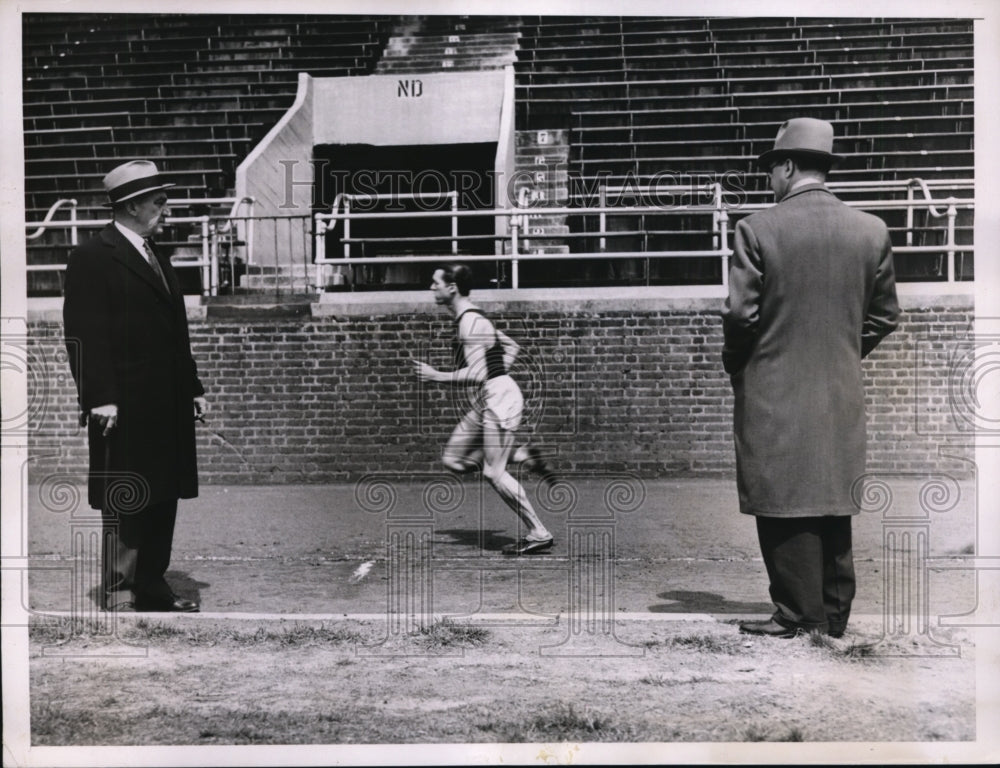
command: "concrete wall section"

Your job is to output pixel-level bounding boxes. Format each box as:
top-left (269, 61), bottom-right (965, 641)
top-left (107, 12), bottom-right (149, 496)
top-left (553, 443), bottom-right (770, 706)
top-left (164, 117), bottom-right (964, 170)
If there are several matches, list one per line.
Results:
top-left (313, 71), bottom-right (507, 146)
top-left (235, 73), bottom-right (315, 266)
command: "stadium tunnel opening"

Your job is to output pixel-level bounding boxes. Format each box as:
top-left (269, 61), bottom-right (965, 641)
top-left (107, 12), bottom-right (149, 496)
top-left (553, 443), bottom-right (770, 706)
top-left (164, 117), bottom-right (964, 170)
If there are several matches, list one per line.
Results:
top-left (314, 142), bottom-right (504, 291)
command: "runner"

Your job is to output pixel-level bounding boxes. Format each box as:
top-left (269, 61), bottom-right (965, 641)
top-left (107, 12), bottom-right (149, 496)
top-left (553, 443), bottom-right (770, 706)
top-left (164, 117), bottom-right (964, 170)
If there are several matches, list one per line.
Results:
top-left (412, 264), bottom-right (555, 555)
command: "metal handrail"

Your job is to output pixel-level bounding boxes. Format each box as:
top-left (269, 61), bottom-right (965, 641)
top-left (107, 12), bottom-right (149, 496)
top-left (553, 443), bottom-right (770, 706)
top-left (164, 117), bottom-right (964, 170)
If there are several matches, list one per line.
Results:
top-left (25, 196), bottom-right (256, 297)
top-left (26, 198), bottom-right (79, 244)
top-left (26, 179), bottom-right (976, 293)
top-left (310, 178), bottom-right (972, 289)
top-left (314, 190), bottom-right (459, 289)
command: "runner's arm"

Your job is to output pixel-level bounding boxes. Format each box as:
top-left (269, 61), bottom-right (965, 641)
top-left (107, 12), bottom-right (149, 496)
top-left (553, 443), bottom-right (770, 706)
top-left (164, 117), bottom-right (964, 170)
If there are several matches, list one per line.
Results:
top-left (411, 315), bottom-right (490, 384)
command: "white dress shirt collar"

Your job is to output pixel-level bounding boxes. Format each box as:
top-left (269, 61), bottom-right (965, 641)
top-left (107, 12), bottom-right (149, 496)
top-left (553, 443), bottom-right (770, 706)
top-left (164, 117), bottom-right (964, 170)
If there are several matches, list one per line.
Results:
top-left (114, 220), bottom-right (151, 262)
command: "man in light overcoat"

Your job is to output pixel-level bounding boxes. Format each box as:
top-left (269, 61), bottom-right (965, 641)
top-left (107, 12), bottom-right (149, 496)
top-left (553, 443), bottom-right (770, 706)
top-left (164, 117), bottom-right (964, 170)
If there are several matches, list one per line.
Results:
top-left (63, 160), bottom-right (207, 612)
top-left (722, 118), bottom-right (900, 638)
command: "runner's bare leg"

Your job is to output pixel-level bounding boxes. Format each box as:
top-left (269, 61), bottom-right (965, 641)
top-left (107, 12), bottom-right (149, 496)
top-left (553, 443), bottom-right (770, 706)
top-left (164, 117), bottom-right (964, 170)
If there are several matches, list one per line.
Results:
top-left (442, 409), bottom-right (484, 473)
top-left (481, 414), bottom-right (551, 540)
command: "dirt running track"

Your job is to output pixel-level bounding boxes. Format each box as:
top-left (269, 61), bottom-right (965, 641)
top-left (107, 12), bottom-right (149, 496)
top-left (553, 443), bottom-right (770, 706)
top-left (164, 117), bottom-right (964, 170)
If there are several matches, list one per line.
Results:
top-left (15, 477), bottom-right (992, 760)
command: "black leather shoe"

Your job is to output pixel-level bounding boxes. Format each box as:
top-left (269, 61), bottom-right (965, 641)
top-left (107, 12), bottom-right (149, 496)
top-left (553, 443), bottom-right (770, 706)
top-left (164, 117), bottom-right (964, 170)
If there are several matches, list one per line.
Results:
top-left (136, 597), bottom-right (199, 613)
top-left (739, 619), bottom-right (799, 638)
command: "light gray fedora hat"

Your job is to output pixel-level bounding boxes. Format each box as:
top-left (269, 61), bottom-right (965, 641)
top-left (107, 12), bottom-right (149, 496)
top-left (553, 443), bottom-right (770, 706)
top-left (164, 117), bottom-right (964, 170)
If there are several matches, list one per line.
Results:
top-left (757, 117), bottom-right (842, 169)
top-left (103, 160), bottom-right (175, 205)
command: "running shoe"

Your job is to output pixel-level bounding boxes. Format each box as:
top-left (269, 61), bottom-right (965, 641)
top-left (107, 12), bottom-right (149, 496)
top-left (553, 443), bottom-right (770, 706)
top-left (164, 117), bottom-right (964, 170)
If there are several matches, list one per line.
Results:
top-left (502, 536), bottom-right (555, 555)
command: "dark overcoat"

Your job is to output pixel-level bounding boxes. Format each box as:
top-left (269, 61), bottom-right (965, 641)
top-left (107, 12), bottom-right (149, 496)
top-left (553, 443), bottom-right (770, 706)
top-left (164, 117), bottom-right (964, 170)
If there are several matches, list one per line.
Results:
top-left (63, 224), bottom-right (204, 510)
top-left (722, 183), bottom-right (900, 517)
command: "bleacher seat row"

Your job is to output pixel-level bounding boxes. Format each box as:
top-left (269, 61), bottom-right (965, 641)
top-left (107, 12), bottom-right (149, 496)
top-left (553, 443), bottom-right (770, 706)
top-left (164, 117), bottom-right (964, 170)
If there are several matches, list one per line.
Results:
top-left (22, 14), bottom-right (974, 293)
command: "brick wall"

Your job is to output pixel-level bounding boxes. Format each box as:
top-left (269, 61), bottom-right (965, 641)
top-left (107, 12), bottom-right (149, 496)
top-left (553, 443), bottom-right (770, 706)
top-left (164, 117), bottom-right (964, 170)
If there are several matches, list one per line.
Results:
top-left (24, 294), bottom-right (974, 485)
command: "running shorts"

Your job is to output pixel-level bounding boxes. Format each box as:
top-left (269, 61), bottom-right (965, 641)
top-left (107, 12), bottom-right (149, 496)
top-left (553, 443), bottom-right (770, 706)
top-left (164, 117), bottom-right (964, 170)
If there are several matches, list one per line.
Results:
top-left (479, 375), bottom-right (524, 431)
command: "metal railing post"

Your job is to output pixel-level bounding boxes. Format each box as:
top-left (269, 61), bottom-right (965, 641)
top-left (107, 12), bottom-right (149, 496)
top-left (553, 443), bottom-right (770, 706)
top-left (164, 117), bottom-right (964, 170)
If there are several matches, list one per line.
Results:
top-left (946, 198), bottom-right (957, 283)
top-left (906, 181), bottom-right (915, 247)
top-left (720, 208), bottom-right (730, 292)
top-left (314, 214), bottom-right (326, 291)
top-left (69, 200), bottom-right (78, 247)
top-left (451, 192), bottom-right (458, 255)
top-left (510, 211), bottom-right (520, 289)
top-left (599, 186), bottom-right (607, 252)
top-left (343, 198), bottom-right (351, 261)
top-left (246, 205), bottom-right (255, 267)
top-left (202, 216), bottom-right (215, 297)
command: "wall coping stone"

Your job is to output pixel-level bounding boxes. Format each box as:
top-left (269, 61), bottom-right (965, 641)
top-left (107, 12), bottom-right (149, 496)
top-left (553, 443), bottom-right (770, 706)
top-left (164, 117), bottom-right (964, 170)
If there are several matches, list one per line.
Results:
top-left (23, 283), bottom-right (973, 323)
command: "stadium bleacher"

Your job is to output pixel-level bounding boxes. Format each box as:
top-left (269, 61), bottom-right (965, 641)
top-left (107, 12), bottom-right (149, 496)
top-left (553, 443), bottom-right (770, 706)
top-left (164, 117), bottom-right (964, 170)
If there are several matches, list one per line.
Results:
top-left (22, 14), bottom-right (974, 294)
top-left (23, 13), bottom-right (391, 294)
top-left (514, 15), bottom-right (973, 285)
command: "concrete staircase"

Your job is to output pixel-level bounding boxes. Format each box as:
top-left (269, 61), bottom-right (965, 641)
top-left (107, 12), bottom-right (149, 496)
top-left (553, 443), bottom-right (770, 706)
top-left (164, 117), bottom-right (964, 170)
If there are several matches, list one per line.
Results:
top-left (375, 16), bottom-right (519, 73)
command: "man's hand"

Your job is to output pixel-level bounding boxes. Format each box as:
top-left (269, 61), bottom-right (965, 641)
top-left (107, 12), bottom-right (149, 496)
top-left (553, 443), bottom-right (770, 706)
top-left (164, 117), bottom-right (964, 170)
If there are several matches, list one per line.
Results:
top-left (90, 404), bottom-right (118, 436)
top-left (193, 397), bottom-right (208, 423)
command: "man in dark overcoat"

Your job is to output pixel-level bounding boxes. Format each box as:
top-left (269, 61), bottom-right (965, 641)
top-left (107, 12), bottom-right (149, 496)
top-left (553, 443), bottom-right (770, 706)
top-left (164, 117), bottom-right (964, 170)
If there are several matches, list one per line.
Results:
top-left (722, 118), bottom-right (900, 638)
top-left (63, 160), bottom-right (207, 612)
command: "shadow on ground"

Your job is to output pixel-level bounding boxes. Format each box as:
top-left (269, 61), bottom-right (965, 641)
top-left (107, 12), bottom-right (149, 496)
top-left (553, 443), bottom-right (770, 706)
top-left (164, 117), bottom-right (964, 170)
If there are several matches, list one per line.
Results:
top-left (648, 590), bottom-right (772, 614)
top-left (437, 528), bottom-right (518, 554)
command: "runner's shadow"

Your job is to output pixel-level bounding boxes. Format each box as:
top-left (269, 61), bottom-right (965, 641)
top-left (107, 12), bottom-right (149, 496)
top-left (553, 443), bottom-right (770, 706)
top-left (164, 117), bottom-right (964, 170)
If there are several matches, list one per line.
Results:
top-left (649, 590), bottom-right (773, 614)
top-left (437, 528), bottom-right (517, 553)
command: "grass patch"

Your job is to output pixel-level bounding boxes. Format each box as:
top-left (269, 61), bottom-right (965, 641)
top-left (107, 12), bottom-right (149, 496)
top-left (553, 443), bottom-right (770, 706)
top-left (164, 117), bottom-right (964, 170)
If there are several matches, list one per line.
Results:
top-left (33, 701), bottom-right (355, 745)
top-left (743, 724), bottom-right (806, 742)
top-left (32, 701), bottom-right (99, 742)
top-left (492, 703), bottom-right (636, 743)
top-left (414, 620), bottom-right (490, 649)
top-left (639, 673), bottom-right (718, 686)
top-left (806, 630), bottom-right (840, 650)
top-left (29, 617), bottom-right (365, 648)
top-left (29, 617), bottom-right (122, 644)
top-left (840, 641), bottom-right (878, 660)
top-left (224, 623), bottom-right (364, 647)
top-left (806, 629), bottom-right (880, 661)
top-left (28, 617), bottom-right (368, 648)
top-left (664, 632), bottom-right (743, 654)
top-left (133, 618), bottom-right (187, 639)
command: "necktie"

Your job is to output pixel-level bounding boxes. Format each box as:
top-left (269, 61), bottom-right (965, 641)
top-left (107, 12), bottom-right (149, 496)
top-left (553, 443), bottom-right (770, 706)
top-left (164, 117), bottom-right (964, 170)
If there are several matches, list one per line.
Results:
top-left (142, 240), bottom-right (171, 293)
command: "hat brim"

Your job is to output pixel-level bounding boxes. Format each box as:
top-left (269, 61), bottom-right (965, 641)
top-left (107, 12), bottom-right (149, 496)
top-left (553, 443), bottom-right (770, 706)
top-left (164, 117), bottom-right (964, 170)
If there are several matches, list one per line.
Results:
top-left (104, 181), bottom-right (175, 207)
top-left (757, 148), bottom-right (842, 169)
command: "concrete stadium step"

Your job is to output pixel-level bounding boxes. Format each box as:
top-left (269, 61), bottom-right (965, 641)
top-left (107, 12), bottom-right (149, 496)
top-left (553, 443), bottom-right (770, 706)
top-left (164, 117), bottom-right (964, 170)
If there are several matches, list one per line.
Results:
top-left (387, 32), bottom-right (520, 47)
top-left (376, 56), bottom-right (517, 73)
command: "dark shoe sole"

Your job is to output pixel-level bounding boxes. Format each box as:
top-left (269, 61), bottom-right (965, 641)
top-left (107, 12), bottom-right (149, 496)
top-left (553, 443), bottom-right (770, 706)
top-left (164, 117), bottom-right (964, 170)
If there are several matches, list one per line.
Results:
top-left (502, 537), bottom-right (555, 555)
top-left (738, 622), bottom-right (799, 639)
top-left (135, 602), bottom-right (200, 613)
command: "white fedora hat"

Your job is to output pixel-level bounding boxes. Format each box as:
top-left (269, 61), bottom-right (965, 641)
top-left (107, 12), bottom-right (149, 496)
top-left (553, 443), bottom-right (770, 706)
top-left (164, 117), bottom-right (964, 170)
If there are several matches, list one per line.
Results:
top-left (102, 160), bottom-right (175, 205)
top-left (757, 117), bottom-right (842, 169)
